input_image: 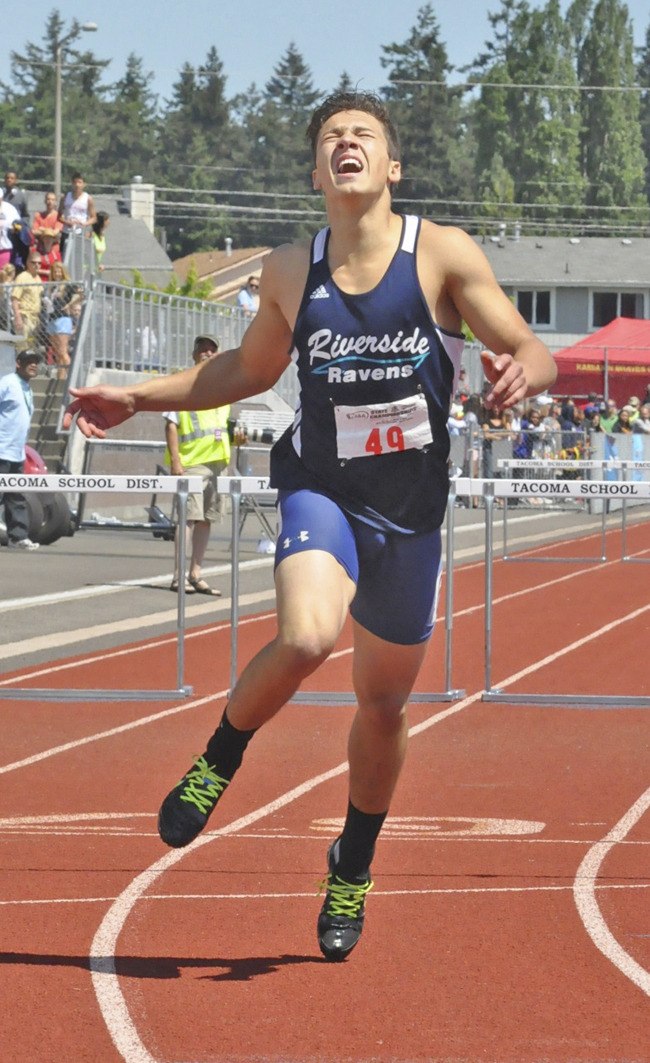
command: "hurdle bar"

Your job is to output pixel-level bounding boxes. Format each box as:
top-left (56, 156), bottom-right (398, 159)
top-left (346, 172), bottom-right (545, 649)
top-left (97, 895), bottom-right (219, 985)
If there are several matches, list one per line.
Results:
top-left (453, 476), bottom-right (650, 708)
top-left (218, 476), bottom-right (465, 705)
top-left (0, 473), bottom-right (202, 702)
top-left (497, 458), bottom-right (614, 563)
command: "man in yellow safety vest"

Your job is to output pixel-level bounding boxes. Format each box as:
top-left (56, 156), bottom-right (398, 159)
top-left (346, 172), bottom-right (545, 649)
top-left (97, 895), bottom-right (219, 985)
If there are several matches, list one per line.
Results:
top-left (164, 334), bottom-right (230, 595)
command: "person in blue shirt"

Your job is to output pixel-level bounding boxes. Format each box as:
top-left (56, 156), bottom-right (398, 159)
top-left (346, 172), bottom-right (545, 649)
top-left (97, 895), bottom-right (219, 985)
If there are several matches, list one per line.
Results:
top-left (64, 91), bottom-right (557, 961)
top-left (0, 349), bottom-right (43, 549)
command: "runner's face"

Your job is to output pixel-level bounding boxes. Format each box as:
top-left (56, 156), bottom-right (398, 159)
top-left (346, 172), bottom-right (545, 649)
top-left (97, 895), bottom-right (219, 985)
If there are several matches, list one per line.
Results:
top-left (312, 110), bottom-right (400, 198)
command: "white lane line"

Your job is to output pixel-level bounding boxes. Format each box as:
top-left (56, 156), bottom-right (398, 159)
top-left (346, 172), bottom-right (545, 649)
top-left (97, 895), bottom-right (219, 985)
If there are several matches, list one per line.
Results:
top-left (0, 558), bottom-right (273, 612)
top-left (88, 595), bottom-right (650, 1063)
top-left (2, 881), bottom-right (649, 908)
top-left (490, 601), bottom-right (650, 692)
top-left (573, 786), bottom-right (650, 996)
top-left (0, 590), bottom-right (276, 663)
top-left (0, 612), bottom-right (277, 686)
top-left (0, 691), bottom-right (227, 776)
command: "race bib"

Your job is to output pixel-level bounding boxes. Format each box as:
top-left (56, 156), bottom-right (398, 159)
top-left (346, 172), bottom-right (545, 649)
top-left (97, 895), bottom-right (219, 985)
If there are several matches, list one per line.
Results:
top-left (334, 393), bottom-right (433, 459)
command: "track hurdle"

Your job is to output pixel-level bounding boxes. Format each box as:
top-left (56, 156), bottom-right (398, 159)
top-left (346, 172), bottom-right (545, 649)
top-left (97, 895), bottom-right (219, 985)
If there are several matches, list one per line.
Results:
top-left (616, 460), bottom-right (650, 565)
top-left (452, 476), bottom-right (650, 709)
top-left (0, 472), bottom-right (201, 702)
top-left (497, 458), bottom-right (613, 563)
top-left (218, 476), bottom-right (465, 705)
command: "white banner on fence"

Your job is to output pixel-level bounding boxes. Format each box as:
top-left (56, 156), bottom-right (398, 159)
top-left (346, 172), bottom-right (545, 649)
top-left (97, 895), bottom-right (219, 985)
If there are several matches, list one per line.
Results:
top-left (499, 459), bottom-right (650, 471)
top-left (218, 476), bottom-right (273, 495)
top-left (455, 477), bottom-right (650, 499)
top-left (0, 474), bottom-right (203, 494)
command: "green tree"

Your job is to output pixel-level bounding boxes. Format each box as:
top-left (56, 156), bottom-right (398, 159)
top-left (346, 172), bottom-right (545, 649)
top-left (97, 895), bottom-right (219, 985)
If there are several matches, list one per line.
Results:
top-left (578, 0), bottom-right (648, 224)
top-left (98, 55), bottom-right (159, 183)
top-left (2, 10), bottom-right (109, 187)
top-left (238, 44), bottom-right (321, 246)
top-left (470, 0), bottom-right (585, 232)
top-left (634, 22), bottom-right (650, 200)
top-left (381, 3), bottom-right (472, 212)
top-left (156, 48), bottom-right (234, 256)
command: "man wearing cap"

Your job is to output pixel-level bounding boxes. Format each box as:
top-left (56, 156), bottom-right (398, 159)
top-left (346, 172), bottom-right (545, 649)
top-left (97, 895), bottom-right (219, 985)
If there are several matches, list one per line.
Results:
top-left (163, 335), bottom-right (230, 594)
top-left (0, 349), bottom-right (43, 550)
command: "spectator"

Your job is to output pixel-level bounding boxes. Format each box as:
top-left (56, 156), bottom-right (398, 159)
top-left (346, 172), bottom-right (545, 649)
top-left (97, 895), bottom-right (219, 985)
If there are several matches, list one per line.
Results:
top-left (2, 170), bottom-right (29, 223)
top-left (0, 189), bottom-right (20, 270)
top-left (627, 396), bottom-right (641, 424)
top-left (33, 192), bottom-right (63, 237)
top-left (11, 250), bottom-right (43, 345)
top-left (57, 172), bottom-right (96, 256)
top-left (599, 398), bottom-right (618, 433)
top-left (92, 211), bottom-right (110, 271)
top-left (45, 262), bottom-right (80, 379)
top-left (163, 334), bottom-right (230, 596)
top-left (236, 275), bottom-right (260, 317)
top-left (481, 408), bottom-right (508, 478)
top-left (0, 348), bottom-right (44, 550)
top-left (613, 407), bottom-right (634, 434)
top-left (34, 228), bottom-right (62, 281)
top-left (0, 263), bottom-right (16, 331)
top-left (632, 404), bottom-right (650, 435)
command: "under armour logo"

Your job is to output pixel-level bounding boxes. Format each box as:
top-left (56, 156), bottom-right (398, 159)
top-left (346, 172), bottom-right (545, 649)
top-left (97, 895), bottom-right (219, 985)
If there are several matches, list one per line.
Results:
top-left (309, 285), bottom-right (329, 300)
top-left (281, 530), bottom-right (310, 549)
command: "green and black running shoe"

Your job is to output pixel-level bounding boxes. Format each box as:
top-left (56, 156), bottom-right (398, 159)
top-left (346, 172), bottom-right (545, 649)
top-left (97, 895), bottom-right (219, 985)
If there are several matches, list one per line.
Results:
top-left (317, 838), bottom-right (374, 962)
top-left (158, 755), bottom-right (229, 848)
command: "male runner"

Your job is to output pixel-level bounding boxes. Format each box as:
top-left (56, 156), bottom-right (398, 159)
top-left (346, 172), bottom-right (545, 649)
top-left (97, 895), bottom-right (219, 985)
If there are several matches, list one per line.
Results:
top-left (65, 91), bottom-right (557, 961)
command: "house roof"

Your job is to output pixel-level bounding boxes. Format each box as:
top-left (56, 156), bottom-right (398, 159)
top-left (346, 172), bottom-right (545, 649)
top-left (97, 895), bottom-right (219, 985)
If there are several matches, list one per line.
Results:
top-left (172, 246), bottom-right (272, 300)
top-left (474, 235), bottom-right (650, 288)
top-left (26, 190), bottom-right (175, 288)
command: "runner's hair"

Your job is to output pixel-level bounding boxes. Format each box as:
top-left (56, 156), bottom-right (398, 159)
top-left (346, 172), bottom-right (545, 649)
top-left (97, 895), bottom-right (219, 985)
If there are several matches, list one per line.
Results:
top-left (306, 92), bottom-right (400, 162)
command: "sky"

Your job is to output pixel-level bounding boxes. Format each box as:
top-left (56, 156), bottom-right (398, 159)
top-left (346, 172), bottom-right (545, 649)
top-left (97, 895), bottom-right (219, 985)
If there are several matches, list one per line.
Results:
top-left (1, 0), bottom-right (648, 107)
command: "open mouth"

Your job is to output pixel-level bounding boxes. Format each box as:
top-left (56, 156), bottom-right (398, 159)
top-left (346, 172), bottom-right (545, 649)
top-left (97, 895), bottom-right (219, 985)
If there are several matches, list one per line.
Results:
top-left (336, 157), bottom-right (363, 175)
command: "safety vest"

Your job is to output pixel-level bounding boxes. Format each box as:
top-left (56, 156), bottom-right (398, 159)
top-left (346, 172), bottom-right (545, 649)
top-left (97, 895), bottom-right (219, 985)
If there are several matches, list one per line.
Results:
top-left (165, 406), bottom-right (231, 467)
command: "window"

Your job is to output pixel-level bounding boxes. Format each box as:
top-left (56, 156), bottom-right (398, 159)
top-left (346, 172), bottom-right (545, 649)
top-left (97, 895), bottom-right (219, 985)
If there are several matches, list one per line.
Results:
top-left (516, 289), bottom-right (552, 327)
top-left (592, 291), bottom-right (645, 328)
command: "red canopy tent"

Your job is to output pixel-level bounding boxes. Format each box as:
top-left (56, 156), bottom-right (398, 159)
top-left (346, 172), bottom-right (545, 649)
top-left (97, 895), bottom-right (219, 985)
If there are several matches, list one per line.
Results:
top-left (553, 317), bottom-right (650, 405)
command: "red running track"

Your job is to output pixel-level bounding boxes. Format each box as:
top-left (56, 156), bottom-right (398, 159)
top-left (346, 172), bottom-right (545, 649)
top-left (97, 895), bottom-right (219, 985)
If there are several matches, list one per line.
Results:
top-left (0, 520), bottom-right (649, 1062)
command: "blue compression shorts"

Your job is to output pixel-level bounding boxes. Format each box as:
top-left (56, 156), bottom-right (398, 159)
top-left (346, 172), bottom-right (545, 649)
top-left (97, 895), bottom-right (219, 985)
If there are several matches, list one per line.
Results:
top-left (275, 489), bottom-right (442, 645)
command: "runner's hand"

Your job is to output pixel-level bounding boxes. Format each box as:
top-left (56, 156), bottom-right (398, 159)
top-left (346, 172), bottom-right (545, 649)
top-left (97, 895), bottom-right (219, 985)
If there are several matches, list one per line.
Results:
top-left (63, 386), bottom-right (136, 439)
top-left (481, 351), bottom-right (527, 411)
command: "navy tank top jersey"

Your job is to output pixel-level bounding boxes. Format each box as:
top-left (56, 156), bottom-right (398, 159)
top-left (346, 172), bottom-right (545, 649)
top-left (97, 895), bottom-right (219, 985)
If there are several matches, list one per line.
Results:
top-left (270, 214), bottom-right (464, 533)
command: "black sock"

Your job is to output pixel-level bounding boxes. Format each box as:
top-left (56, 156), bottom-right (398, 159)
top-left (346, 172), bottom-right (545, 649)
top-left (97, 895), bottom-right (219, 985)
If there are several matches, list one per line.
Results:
top-left (336, 800), bottom-right (387, 880)
top-left (204, 708), bottom-right (257, 781)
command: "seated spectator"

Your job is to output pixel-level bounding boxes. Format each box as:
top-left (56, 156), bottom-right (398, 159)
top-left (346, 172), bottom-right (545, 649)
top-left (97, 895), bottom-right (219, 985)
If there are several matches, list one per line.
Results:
top-left (44, 262), bottom-right (81, 379)
top-left (0, 189), bottom-right (20, 270)
top-left (33, 192), bottom-right (63, 237)
top-left (236, 275), bottom-right (260, 316)
top-left (3, 170), bottom-right (29, 222)
top-left (92, 211), bottom-right (110, 271)
top-left (11, 250), bottom-right (43, 345)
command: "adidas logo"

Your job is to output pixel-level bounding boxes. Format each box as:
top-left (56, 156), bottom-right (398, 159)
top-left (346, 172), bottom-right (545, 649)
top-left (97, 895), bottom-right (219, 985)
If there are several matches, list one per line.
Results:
top-left (309, 285), bottom-right (329, 300)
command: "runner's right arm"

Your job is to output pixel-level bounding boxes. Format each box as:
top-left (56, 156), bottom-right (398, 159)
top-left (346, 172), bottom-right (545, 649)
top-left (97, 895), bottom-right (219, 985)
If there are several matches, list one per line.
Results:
top-left (64, 248), bottom-right (297, 439)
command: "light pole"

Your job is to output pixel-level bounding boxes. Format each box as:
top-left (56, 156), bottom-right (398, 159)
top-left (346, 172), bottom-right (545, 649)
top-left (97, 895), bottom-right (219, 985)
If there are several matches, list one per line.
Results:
top-left (54, 21), bottom-right (97, 200)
